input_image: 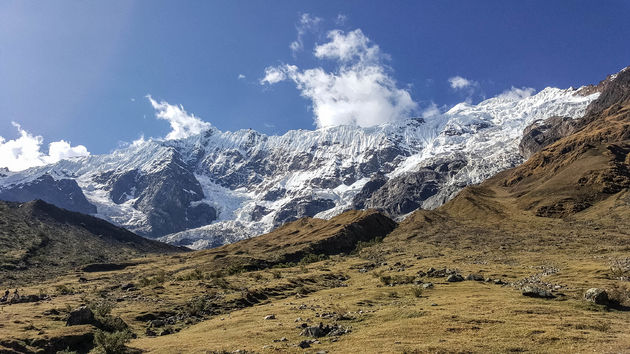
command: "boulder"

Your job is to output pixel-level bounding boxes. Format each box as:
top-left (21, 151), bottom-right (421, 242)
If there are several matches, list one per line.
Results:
top-left (301, 326), bottom-right (325, 338)
top-left (522, 285), bottom-right (555, 299)
top-left (66, 306), bottom-right (96, 326)
top-left (466, 273), bottom-right (484, 281)
top-left (584, 288), bottom-right (609, 305)
top-left (446, 274), bottom-right (464, 282)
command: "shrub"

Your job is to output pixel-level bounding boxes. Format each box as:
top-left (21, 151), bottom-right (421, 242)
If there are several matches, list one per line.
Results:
top-left (225, 265), bottom-right (245, 276)
top-left (139, 270), bottom-right (167, 287)
top-left (89, 300), bottom-right (114, 318)
top-left (353, 237), bottom-right (384, 254)
top-left (54, 284), bottom-right (76, 295)
top-left (56, 348), bottom-right (77, 354)
top-left (269, 270), bottom-right (283, 279)
top-left (379, 274), bottom-right (415, 286)
top-left (183, 297), bottom-right (207, 317)
top-left (176, 268), bottom-right (205, 281)
top-left (298, 253), bottom-right (328, 265)
top-left (410, 286), bottom-right (423, 298)
top-left (608, 284), bottom-right (630, 307)
top-left (272, 262), bottom-right (296, 269)
top-left (92, 330), bottom-right (132, 354)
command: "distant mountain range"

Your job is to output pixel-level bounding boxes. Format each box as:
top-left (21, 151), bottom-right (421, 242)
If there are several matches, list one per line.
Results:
top-left (1, 70), bottom-right (624, 250)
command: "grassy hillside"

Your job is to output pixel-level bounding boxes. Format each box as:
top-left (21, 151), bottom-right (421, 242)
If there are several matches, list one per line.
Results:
top-left (0, 199), bottom-right (185, 286)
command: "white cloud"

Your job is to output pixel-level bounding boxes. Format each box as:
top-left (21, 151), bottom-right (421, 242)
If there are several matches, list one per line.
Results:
top-left (496, 86), bottom-right (536, 100)
top-left (421, 102), bottom-right (441, 118)
top-left (314, 29), bottom-right (380, 63)
top-left (290, 13), bottom-right (322, 55)
top-left (147, 96), bottom-right (212, 140)
top-left (237, 74), bottom-right (246, 80)
top-left (0, 122), bottom-right (89, 172)
top-left (262, 28), bottom-right (417, 128)
top-left (260, 66), bottom-right (288, 85)
top-left (448, 76), bottom-right (475, 89)
top-left (131, 134), bottom-right (147, 147)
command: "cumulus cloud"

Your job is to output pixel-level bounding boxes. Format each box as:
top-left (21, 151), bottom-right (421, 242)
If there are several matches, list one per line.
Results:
top-left (260, 66), bottom-right (287, 85)
top-left (147, 96), bottom-right (212, 140)
top-left (262, 28), bottom-right (417, 128)
top-left (237, 74), bottom-right (246, 80)
top-left (421, 102), bottom-right (441, 118)
top-left (0, 122), bottom-right (89, 172)
top-left (448, 76), bottom-right (475, 89)
top-left (290, 13), bottom-right (322, 54)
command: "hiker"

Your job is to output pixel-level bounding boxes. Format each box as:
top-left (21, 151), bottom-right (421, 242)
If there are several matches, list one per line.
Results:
top-left (11, 289), bottom-right (20, 303)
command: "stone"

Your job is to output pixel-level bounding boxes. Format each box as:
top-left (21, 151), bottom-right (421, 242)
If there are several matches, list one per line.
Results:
top-left (66, 306), bottom-right (96, 326)
top-left (301, 325), bottom-right (325, 338)
top-left (446, 274), bottom-right (464, 282)
top-left (298, 340), bottom-right (311, 348)
top-left (466, 273), bottom-right (484, 281)
top-left (521, 285), bottom-right (555, 299)
top-left (121, 283), bottom-right (136, 291)
top-left (264, 314), bottom-right (276, 320)
top-left (422, 282), bottom-right (434, 289)
top-left (584, 288), bottom-right (609, 305)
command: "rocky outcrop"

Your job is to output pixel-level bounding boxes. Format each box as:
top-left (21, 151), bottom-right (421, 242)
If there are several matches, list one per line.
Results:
top-left (273, 197), bottom-right (335, 227)
top-left (95, 149), bottom-right (217, 237)
top-left (0, 174), bottom-right (96, 214)
top-left (364, 159), bottom-right (466, 216)
top-left (351, 173), bottom-right (388, 209)
top-left (518, 116), bottom-right (578, 159)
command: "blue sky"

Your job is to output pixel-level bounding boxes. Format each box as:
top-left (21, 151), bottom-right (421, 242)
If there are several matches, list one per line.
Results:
top-left (1, 0), bottom-right (629, 165)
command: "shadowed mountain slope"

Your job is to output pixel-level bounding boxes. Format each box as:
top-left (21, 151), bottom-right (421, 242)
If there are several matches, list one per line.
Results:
top-left (0, 199), bottom-right (186, 285)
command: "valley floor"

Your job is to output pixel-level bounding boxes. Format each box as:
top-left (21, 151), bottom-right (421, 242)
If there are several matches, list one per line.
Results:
top-left (2, 208), bottom-right (630, 353)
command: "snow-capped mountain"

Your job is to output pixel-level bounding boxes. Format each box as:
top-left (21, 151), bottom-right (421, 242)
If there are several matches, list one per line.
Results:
top-left (0, 85), bottom-right (601, 249)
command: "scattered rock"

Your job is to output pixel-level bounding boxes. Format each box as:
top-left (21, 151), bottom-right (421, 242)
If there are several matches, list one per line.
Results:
top-left (66, 306), bottom-right (96, 326)
top-left (121, 283), bottom-right (136, 291)
top-left (300, 322), bottom-right (349, 338)
top-left (427, 267), bottom-right (458, 278)
top-left (466, 273), bottom-right (484, 281)
top-left (301, 325), bottom-right (325, 338)
top-left (298, 340), bottom-right (311, 348)
top-left (584, 288), bottom-right (609, 305)
top-left (521, 285), bottom-right (555, 299)
top-left (422, 282), bottom-right (434, 289)
top-left (446, 274), bottom-right (464, 282)
top-left (264, 314), bottom-right (276, 320)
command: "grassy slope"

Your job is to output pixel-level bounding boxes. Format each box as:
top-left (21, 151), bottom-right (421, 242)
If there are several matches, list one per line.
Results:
top-left (0, 199), bottom-right (184, 286)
